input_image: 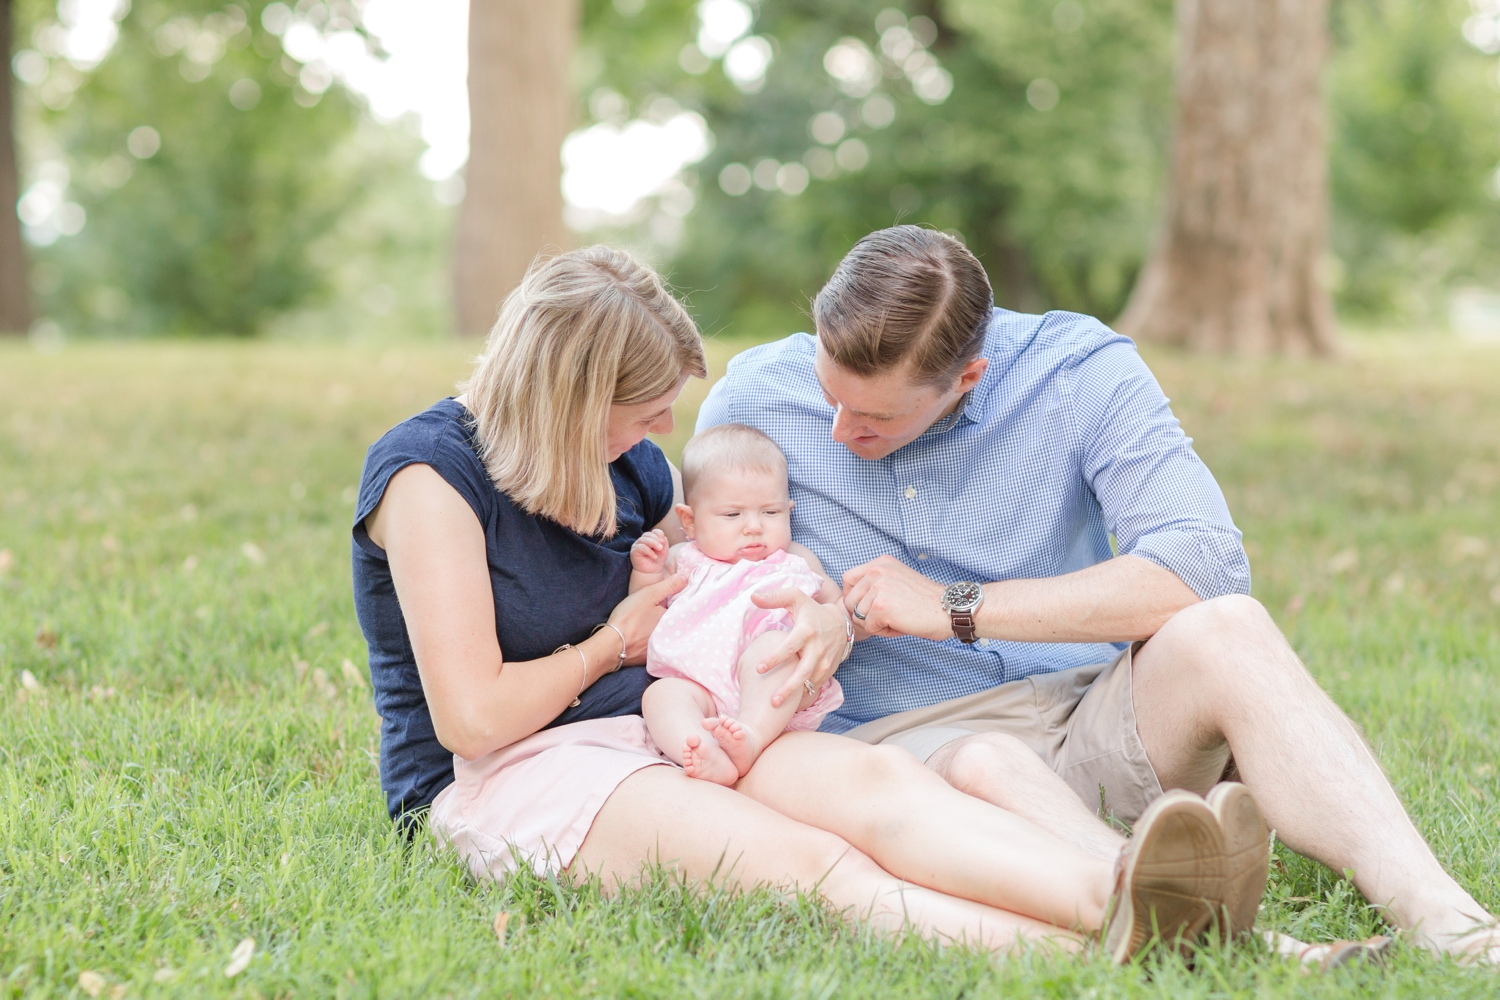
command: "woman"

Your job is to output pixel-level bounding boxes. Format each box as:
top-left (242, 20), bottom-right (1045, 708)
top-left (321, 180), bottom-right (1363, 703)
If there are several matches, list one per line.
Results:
top-left (351, 246), bottom-right (1244, 958)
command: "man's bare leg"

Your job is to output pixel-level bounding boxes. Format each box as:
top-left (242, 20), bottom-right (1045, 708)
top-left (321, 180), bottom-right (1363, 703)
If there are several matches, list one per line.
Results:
top-left (1131, 594), bottom-right (1499, 962)
top-left (927, 732), bottom-right (1127, 863)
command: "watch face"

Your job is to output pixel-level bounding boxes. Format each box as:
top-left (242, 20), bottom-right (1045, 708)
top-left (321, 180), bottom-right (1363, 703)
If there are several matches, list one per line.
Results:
top-left (942, 581), bottom-right (983, 613)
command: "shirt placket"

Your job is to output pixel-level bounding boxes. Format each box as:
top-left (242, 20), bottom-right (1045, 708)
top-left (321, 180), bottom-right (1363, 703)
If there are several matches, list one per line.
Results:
top-left (891, 450), bottom-right (934, 569)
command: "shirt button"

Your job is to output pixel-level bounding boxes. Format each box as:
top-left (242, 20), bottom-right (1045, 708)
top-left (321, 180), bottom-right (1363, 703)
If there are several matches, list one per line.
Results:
top-left (904, 486), bottom-right (917, 499)
top-left (916, 553), bottom-right (929, 560)
top-left (978, 638), bottom-right (991, 648)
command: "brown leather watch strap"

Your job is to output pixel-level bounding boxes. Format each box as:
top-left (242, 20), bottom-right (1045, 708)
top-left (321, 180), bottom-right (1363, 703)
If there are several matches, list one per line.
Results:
top-left (950, 611), bottom-right (978, 644)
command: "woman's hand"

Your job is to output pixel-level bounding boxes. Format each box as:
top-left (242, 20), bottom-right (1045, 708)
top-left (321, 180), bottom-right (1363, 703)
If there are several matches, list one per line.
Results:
top-left (608, 573), bottom-right (687, 663)
top-left (749, 589), bottom-right (850, 708)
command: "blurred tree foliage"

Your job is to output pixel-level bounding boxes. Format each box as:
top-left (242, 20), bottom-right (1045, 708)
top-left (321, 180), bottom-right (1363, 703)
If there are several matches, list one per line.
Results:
top-left (14, 0), bottom-right (447, 336)
top-left (581, 0), bottom-right (1500, 335)
top-left (11, 0), bottom-right (1499, 336)
top-left (1329, 0), bottom-right (1500, 320)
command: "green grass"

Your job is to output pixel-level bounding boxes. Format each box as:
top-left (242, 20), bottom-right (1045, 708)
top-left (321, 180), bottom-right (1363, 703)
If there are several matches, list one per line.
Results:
top-left (1, 335), bottom-right (1498, 997)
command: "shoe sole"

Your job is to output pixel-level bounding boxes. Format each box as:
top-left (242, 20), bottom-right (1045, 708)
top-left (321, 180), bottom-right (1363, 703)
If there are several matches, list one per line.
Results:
top-left (1105, 790), bottom-right (1227, 964)
top-left (1205, 781), bottom-right (1269, 940)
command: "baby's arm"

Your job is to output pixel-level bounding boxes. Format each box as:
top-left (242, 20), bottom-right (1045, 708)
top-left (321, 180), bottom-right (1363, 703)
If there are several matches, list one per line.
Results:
top-left (787, 542), bottom-right (844, 605)
top-left (629, 529), bottom-right (673, 594)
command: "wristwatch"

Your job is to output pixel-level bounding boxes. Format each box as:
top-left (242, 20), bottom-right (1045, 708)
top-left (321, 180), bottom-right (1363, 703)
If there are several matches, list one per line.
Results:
top-left (940, 581), bottom-right (984, 644)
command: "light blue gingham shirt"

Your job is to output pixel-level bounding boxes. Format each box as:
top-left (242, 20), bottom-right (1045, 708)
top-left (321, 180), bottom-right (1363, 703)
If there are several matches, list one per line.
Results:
top-left (696, 308), bottom-right (1251, 733)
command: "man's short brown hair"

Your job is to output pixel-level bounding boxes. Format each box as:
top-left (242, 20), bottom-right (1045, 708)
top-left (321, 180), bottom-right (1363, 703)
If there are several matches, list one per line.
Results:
top-left (812, 226), bottom-right (993, 388)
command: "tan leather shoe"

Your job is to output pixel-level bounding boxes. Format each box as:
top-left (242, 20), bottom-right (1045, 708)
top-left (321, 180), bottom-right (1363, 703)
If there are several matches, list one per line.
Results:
top-left (1205, 781), bottom-right (1270, 940)
top-left (1103, 789), bottom-right (1227, 964)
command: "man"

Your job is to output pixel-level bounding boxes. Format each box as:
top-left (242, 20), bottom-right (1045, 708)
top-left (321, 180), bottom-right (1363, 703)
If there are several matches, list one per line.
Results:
top-left (698, 225), bottom-right (1497, 961)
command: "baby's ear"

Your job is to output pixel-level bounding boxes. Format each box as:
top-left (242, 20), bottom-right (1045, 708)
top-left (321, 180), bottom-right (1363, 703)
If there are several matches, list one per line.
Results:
top-left (674, 502), bottom-right (695, 538)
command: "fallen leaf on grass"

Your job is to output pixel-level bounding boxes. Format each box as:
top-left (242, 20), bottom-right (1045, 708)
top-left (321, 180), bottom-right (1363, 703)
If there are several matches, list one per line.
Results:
top-left (494, 911), bottom-right (511, 946)
top-left (101, 533), bottom-right (119, 554)
top-left (1327, 548), bottom-right (1358, 574)
top-left (77, 971), bottom-right (105, 997)
top-left (224, 937), bottom-right (255, 978)
top-left (20, 670), bottom-right (40, 691)
top-left (0, 548), bottom-right (13, 575)
top-left (181, 555), bottom-right (198, 574)
top-left (305, 621), bottom-right (329, 638)
top-left (152, 968), bottom-right (177, 984)
top-left (240, 541), bottom-right (266, 565)
top-left (340, 658), bottom-right (366, 689)
top-left (34, 629), bottom-right (57, 650)
top-left (311, 668), bottom-right (337, 699)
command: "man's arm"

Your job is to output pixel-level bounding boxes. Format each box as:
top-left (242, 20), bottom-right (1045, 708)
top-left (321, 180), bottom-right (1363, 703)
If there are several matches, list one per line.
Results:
top-left (841, 552), bottom-right (1198, 643)
top-left (842, 335), bottom-right (1243, 644)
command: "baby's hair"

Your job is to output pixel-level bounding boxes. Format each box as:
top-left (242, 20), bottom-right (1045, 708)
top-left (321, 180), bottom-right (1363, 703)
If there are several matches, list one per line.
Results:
top-left (680, 424), bottom-right (789, 503)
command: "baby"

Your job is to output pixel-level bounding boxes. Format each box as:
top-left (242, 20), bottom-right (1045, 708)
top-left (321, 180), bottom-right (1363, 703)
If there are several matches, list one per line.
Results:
top-left (631, 423), bottom-right (845, 785)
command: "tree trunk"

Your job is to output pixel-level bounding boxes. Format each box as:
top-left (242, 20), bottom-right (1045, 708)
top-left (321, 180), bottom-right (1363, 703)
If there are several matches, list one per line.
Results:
top-left (453, 0), bottom-right (576, 337)
top-left (1115, 0), bottom-right (1337, 355)
top-left (0, 0), bottom-right (31, 335)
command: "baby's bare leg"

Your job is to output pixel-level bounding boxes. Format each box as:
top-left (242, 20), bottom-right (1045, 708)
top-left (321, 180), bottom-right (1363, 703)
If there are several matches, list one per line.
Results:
top-left (713, 631), bottom-right (809, 777)
top-left (641, 677), bottom-right (739, 786)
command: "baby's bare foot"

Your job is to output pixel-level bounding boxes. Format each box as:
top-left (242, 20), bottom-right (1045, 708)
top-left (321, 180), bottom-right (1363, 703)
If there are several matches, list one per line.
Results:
top-left (705, 714), bottom-right (765, 777)
top-left (681, 732), bottom-right (739, 786)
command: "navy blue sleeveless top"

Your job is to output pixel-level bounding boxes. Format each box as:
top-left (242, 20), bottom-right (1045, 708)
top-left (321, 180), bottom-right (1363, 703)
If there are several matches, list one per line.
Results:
top-left (351, 398), bottom-right (674, 822)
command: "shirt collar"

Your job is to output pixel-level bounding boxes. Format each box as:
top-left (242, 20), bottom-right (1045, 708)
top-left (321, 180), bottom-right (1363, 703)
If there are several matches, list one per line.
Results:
top-left (932, 313), bottom-right (1002, 430)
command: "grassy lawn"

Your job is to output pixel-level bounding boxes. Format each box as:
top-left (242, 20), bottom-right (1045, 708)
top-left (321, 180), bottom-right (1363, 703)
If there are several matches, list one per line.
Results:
top-left (1, 333), bottom-right (1498, 997)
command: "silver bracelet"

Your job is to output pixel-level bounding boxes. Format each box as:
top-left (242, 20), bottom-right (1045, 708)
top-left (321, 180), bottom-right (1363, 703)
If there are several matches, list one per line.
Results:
top-left (591, 622), bottom-right (628, 673)
top-left (554, 643), bottom-right (587, 707)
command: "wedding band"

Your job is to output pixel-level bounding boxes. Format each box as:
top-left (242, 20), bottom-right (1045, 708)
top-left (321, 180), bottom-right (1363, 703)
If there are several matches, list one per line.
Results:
top-left (851, 607), bottom-right (867, 621)
top-left (803, 679), bottom-right (817, 697)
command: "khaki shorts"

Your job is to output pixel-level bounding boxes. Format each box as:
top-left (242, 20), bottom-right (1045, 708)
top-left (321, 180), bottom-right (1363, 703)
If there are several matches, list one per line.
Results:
top-left (842, 643), bottom-right (1163, 825)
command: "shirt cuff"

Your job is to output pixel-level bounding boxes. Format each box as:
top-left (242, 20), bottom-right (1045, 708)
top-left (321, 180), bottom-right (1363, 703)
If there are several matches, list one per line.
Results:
top-left (1126, 527), bottom-right (1252, 600)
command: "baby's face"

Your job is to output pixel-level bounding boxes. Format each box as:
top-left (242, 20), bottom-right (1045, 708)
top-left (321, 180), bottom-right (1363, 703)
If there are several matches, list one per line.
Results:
top-left (682, 466), bottom-right (793, 563)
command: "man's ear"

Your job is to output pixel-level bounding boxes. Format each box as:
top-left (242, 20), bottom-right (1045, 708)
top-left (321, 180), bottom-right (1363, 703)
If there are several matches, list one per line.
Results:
top-left (674, 502), bottom-right (696, 539)
top-left (954, 357), bottom-right (989, 394)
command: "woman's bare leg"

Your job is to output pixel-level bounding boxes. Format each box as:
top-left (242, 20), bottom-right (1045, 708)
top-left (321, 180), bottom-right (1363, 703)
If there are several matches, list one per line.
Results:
top-left (736, 732), bottom-right (1115, 932)
top-left (641, 677), bottom-right (740, 785)
top-left (571, 765), bottom-right (1083, 954)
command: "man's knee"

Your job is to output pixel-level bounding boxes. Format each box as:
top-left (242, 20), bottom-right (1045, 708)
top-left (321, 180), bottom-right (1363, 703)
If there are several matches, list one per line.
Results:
top-left (1147, 594), bottom-right (1309, 694)
top-left (930, 732), bottom-right (1046, 795)
top-left (1162, 594), bottom-right (1277, 643)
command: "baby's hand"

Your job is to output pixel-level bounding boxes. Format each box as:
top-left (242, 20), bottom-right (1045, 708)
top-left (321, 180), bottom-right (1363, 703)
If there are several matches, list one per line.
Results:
top-left (631, 529), bottom-right (670, 575)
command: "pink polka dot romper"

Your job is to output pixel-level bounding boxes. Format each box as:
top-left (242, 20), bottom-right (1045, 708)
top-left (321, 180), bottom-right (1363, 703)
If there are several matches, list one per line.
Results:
top-left (646, 542), bottom-right (844, 730)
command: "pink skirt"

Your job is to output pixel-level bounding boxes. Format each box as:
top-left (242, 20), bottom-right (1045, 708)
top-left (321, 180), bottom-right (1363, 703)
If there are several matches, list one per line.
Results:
top-left (429, 716), bottom-right (675, 879)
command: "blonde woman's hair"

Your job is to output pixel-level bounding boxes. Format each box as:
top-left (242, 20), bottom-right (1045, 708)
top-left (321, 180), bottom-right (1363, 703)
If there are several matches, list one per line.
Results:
top-left (461, 246), bottom-right (707, 537)
top-left (680, 424), bottom-right (788, 504)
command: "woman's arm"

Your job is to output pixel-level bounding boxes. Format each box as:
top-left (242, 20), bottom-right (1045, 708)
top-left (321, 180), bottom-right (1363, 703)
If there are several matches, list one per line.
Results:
top-left (366, 463), bottom-right (683, 759)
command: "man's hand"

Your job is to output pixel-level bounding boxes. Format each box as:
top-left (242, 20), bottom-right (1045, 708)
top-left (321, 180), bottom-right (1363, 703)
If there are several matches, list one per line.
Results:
top-left (630, 528), bottom-right (670, 575)
top-left (841, 555), bottom-right (954, 641)
top-left (749, 588), bottom-right (849, 708)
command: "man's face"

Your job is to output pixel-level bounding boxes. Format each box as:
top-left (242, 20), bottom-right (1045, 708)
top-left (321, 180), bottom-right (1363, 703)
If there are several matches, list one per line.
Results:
top-left (813, 345), bottom-right (987, 460)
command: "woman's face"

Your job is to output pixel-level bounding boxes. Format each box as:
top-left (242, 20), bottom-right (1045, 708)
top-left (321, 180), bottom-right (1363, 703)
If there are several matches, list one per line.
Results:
top-left (605, 377), bottom-right (688, 462)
